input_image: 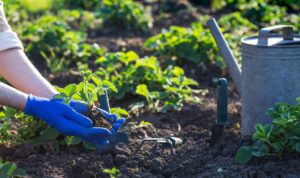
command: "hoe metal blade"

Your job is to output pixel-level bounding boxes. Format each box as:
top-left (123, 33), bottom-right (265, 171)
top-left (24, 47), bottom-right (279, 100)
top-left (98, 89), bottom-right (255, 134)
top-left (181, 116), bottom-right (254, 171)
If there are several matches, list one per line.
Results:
top-left (96, 91), bottom-right (129, 155)
top-left (96, 132), bottom-right (129, 154)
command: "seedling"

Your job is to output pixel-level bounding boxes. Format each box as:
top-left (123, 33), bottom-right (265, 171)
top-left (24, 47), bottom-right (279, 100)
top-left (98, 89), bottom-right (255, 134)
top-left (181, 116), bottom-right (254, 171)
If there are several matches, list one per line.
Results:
top-left (103, 168), bottom-right (120, 178)
top-left (55, 70), bottom-right (117, 129)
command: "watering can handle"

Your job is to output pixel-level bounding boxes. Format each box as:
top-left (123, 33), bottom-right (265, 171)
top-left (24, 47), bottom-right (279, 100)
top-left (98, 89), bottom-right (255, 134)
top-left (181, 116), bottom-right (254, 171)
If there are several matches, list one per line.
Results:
top-left (257, 25), bottom-right (294, 46)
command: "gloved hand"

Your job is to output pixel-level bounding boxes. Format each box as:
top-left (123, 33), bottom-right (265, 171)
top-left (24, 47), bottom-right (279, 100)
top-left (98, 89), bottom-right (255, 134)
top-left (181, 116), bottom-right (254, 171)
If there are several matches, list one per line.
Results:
top-left (69, 100), bottom-right (125, 134)
top-left (24, 95), bottom-right (112, 144)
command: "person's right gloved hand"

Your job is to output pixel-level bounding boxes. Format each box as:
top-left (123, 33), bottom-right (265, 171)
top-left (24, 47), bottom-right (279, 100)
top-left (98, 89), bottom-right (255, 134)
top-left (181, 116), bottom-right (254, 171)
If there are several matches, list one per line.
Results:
top-left (24, 94), bottom-right (112, 145)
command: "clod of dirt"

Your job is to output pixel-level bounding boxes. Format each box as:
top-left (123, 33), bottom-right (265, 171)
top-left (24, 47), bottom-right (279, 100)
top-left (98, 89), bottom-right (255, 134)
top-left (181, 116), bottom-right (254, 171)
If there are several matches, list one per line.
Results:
top-left (13, 143), bottom-right (36, 158)
top-left (83, 106), bottom-right (112, 130)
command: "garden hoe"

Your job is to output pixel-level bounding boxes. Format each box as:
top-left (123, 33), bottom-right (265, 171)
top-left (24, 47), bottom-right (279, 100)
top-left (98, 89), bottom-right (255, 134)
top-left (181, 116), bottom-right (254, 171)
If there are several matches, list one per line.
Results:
top-left (136, 136), bottom-right (183, 155)
top-left (96, 90), bottom-right (129, 154)
top-left (210, 78), bottom-right (228, 147)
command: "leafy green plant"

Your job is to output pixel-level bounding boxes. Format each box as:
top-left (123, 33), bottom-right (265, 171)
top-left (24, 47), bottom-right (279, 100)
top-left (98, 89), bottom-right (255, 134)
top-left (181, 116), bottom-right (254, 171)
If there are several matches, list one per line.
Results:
top-left (0, 158), bottom-right (27, 178)
top-left (62, 0), bottom-right (101, 10)
top-left (96, 51), bottom-right (204, 112)
top-left (40, 49), bottom-right (66, 74)
top-left (96, 0), bottom-right (153, 31)
top-left (22, 16), bottom-right (106, 73)
top-left (236, 99), bottom-right (300, 164)
top-left (125, 121), bottom-right (152, 130)
top-left (0, 107), bottom-right (23, 144)
top-left (58, 9), bottom-right (102, 32)
top-left (145, 21), bottom-right (223, 67)
top-left (103, 168), bottom-right (120, 178)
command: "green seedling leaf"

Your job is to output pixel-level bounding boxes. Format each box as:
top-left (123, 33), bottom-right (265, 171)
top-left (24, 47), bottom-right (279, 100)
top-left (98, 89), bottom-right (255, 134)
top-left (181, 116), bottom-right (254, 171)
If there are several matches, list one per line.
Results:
top-left (14, 168), bottom-right (27, 177)
top-left (53, 93), bottom-right (68, 100)
top-left (171, 66), bottom-right (185, 76)
top-left (81, 70), bottom-right (92, 81)
top-left (255, 124), bottom-right (265, 134)
top-left (102, 80), bottom-right (118, 92)
top-left (91, 74), bottom-right (102, 87)
top-left (83, 141), bottom-right (97, 150)
top-left (235, 146), bottom-right (253, 164)
top-left (64, 84), bottom-right (77, 96)
top-left (32, 128), bottom-right (60, 144)
top-left (136, 84), bottom-right (149, 98)
top-left (111, 108), bottom-right (129, 116)
top-left (1, 163), bottom-right (15, 177)
top-left (103, 167), bottom-right (120, 178)
top-left (65, 136), bottom-right (81, 146)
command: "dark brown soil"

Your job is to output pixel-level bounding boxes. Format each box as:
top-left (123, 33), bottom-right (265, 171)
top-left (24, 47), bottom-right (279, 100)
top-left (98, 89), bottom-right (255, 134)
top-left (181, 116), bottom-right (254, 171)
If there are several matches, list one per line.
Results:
top-left (83, 106), bottom-right (112, 130)
top-left (6, 83), bottom-right (300, 177)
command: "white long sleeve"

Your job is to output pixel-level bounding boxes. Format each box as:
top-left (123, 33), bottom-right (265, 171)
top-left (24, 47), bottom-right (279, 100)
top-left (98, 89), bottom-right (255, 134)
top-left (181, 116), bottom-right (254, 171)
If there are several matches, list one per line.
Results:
top-left (0, 1), bottom-right (23, 52)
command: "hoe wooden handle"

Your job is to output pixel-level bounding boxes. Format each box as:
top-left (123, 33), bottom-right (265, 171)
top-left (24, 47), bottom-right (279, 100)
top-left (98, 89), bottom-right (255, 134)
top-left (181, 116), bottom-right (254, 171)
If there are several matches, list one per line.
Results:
top-left (207, 18), bottom-right (242, 95)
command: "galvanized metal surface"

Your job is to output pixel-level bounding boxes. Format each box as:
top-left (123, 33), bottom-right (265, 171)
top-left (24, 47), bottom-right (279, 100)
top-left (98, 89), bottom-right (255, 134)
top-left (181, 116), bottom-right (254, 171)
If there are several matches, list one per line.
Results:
top-left (208, 21), bottom-right (300, 137)
top-left (241, 26), bottom-right (300, 136)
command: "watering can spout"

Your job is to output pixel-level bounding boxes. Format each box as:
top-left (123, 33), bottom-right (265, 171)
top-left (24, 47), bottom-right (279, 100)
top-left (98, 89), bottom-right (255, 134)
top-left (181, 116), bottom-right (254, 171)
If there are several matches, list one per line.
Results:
top-left (207, 18), bottom-right (242, 95)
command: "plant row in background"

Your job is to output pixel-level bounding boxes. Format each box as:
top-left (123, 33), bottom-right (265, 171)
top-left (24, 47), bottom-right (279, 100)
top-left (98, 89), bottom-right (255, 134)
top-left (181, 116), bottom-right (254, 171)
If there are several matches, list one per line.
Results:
top-left (95, 51), bottom-right (204, 112)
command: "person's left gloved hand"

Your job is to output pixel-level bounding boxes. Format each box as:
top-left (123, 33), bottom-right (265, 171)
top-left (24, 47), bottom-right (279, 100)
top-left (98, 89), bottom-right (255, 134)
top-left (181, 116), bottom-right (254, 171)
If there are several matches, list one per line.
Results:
top-left (68, 100), bottom-right (125, 134)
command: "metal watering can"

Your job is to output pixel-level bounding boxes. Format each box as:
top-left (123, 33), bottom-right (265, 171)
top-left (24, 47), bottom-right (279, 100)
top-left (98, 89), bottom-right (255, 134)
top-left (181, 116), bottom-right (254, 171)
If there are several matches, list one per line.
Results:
top-left (208, 18), bottom-right (300, 136)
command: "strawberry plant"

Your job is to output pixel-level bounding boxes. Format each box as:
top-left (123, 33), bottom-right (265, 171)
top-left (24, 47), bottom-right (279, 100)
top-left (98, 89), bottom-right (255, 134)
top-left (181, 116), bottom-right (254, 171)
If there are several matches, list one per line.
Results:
top-left (58, 9), bottom-right (102, 32)
top-left (144, 21), bottom-right (223, 67)
top-left (22, 16), bottom-right (106, 73)
top-left (235, 99), bottom-right (300, 164)
top-left (96, 0), bottom-right (153, 31)
top-left (54, 70), bottom-right (118, 129)
top-left (62, 0), bottom-right (101, 10)
top-left (96, 51), bottom-right (205, 112)
top-left (0, 107), bottom-right (23, 144)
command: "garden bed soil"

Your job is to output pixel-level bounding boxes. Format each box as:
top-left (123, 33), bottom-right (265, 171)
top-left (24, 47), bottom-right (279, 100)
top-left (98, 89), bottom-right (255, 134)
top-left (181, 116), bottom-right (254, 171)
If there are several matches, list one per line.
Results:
top-left (83, 106), bottom-right (112, 130)
top-left (6, 82), bottom-right (300, 177)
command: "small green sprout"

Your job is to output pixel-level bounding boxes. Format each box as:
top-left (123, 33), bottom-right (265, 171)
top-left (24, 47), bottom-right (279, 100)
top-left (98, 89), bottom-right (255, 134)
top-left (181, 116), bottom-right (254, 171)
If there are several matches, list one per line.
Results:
top-left (0, 157), bottom-right (27, 178)
top-left (103, 168), bottom-right (120, 178)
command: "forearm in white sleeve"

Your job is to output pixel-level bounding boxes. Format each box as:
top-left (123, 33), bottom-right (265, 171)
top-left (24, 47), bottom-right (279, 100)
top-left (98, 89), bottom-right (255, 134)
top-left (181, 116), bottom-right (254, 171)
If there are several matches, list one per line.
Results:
top-left (0, 1), bottom-right (23, 51)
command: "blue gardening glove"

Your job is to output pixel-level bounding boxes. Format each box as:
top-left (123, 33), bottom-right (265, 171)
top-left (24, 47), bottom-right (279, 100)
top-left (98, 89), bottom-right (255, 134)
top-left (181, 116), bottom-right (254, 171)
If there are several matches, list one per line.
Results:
top-left (69, 100), bottom-right (125, 133)
top-left (24, 95), bottom-right (112, 144)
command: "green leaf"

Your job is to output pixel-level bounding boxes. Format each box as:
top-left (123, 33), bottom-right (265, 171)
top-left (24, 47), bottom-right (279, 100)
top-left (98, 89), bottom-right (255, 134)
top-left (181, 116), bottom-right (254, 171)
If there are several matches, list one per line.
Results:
top-left (102, 80), bottom-right (118, 92)
top-left (83, 141), bottom-right (97, 150)
top-left (255, 124), bottom-right (265, 134)
top-left (1, 163), bottom-right (14, 177)
top-left (91, 74), bottom-right (102, 86)
top-left (32, 128), bottom-right (60, 144)
top-left (14, 168), bottom-right (27, 177)
top-left (171, 66), bottom-right (184, 76)
top-left (235, 146), bottom-right (253, 164)
top-left (81, 70), bottom-right (92, 81)
top-left (52, 93), bottom-right (68, 100)
top-left (64, 84), bottom-right (77, 96)
top-left (64, 136), bottom-right (82, 146)
top-left (111, 107), bottom-right (129, 116)
top-left (136, 84), bottom-right (149, 98)
top-left (96, 56), bottom-right (107, 63)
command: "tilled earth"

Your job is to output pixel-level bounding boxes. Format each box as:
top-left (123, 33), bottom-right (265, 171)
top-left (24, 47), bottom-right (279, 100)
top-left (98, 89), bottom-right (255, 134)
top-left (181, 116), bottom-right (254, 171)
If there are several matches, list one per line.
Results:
top-left (5, 82), bottom-right (300, 178)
